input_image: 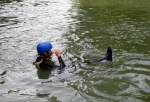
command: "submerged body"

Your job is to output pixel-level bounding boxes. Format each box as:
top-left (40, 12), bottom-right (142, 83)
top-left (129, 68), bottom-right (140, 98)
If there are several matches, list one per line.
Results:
top-left (33, 42), bottom-right (112, 71)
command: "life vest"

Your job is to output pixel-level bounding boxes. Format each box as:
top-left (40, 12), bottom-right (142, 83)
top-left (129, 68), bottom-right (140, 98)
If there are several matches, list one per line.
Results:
top-left (33, 57), bottom-right (53, 69)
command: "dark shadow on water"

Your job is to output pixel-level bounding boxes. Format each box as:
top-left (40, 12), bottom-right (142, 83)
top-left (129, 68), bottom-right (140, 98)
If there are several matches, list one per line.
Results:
top-left (37, 69), bottom-right (51, 79)
top-left (0, 0), bottom-right (22, 4)
top-left (37, 68), bottom-right (66, 79)
top-left (0, 16), bottom-right (20, 27)
top-left (36, 93), bottom-right (50, 98)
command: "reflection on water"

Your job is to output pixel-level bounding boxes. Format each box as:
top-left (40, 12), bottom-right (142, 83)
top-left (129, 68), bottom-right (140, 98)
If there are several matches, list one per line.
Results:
top-left (64, 0), bottom-right (150, 101)
top-left (0, 0), bottom-right (150, 102)
top-left (37, 69), bottom-right (51, 79)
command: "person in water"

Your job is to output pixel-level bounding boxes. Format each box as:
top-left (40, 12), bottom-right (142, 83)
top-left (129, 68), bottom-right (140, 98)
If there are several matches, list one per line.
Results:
top-left (33, 41), bottom-right (66, 70)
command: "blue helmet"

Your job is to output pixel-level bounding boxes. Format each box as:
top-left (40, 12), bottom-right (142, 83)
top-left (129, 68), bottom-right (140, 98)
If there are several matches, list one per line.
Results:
top-left (37, 41), bottom-right (53, 55)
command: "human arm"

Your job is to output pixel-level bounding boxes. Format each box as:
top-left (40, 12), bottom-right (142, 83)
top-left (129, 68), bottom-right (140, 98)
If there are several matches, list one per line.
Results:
top-left (40, 49), bottom-right (66, 70)
top-left (58, 56), bottom-right (66, 69)
top-left (54, 49), bottom-right (66, 69)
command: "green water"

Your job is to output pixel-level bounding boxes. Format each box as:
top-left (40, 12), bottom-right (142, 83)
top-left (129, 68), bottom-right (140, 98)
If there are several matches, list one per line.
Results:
top-left (0, 0), bottom-right (150, 102)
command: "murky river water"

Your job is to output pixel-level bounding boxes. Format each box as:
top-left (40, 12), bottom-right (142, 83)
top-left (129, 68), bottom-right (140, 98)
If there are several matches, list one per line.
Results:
top-left (0, 0), bottom-right (150, 102)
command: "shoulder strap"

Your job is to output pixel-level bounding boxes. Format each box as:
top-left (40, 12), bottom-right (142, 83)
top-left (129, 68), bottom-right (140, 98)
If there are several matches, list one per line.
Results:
top-left (33, 59), bottom-right (43, 69)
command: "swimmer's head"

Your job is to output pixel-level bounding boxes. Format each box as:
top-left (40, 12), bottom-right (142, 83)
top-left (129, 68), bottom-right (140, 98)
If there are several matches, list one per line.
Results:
top-left (37, 41), bottom-right (53, 55)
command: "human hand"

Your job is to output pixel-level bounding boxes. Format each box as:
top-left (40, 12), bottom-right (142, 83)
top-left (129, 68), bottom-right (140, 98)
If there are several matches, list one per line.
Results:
top-left (54, 49), bottom-right (61, 57)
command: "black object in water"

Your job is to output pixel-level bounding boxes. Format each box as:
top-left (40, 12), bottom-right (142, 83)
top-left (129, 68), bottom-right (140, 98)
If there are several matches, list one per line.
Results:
top-left (91, 47), bottom-right (112, 63)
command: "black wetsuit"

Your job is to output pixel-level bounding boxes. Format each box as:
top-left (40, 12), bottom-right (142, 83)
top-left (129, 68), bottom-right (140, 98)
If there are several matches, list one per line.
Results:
top-left (34, 47), bottom-right (112, 70)
top-left (35, 56), bottom-right (66, 70)
top-left (91, 47), bottom-right (112, 63)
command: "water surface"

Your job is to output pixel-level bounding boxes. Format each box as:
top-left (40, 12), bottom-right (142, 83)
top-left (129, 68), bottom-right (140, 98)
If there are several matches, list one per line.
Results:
top-left (0, 0), bottom-right (150, 102)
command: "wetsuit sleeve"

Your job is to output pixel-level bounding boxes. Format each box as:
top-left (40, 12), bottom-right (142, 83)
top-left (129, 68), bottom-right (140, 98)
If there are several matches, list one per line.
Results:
top-left (58, 56), bottom-right (66, 69)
